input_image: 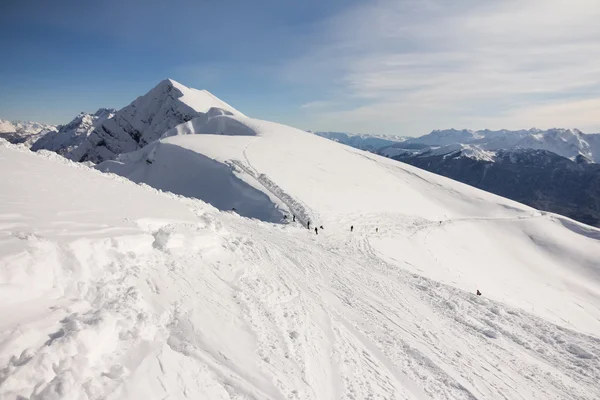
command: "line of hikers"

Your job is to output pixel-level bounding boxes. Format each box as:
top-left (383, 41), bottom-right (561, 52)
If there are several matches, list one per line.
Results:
top-left (286, 217), bottom-right (379, 236)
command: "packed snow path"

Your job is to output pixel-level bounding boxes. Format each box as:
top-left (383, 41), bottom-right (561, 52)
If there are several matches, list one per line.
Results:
top-left (1, 142), bottom-right (599, 399)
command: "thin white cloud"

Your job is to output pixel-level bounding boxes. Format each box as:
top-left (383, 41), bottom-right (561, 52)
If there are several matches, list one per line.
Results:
top-left (300, 100), bottom-right (335, 109)
top-left (288, 0), bottom-right (600, 135)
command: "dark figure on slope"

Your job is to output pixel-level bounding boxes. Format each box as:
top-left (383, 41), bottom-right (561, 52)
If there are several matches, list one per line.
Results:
top-left (307, 220), bottom-right (311, 230)
top-left (315, 227), bottom-right (319, 235)
top-left (319, 225), bottom-right (324, 229)
top-left (293, 215), bottom-right (296, 222)
top-left (476, 289), bottom-right (482, 296)
top-left (350, 225), bottom-right (354, 232)
top-left (376, 228), bottom-right (378, 233)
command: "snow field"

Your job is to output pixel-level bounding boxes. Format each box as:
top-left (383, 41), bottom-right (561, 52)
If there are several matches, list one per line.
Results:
top-left (2, 107), bottom-right (600, 400)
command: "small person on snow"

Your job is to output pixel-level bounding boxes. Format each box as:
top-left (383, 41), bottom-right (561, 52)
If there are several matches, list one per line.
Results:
top-left (476, 289), bottom-right (482, 296)
top-left (376, 227), bottom-right (378, 233)
top-left (315, 227), bottom-right (318, 235)
top-left (283, 215), bottom-right (288, 220)
top-left (319, 225), bottom-right (324, 229)
top-left (293, 215), bottom-right (296, 222)
top-left (350, 225), bottom-right (354, 232)
top-left (307, 220), bottom-right (311, 230)
top-left (232, 207), bottom-right (237, 212)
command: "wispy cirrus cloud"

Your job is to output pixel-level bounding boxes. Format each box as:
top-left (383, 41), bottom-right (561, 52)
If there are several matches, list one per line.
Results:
top-left (301, 100), bottom-right (336, 109)
top-left (287, 0), bottom-right (600, 135)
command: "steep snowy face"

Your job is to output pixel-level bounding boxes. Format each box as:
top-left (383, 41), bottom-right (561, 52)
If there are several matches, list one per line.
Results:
top-left (71, 79), bottom-right (243, 163)
top-left (31, 108), bottom-right (116, 158)
top-left (0, 119), bottom-right (57, 147)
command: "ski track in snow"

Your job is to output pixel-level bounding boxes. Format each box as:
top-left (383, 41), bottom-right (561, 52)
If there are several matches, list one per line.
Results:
top-left (228, 156), bottom-right (312, 229)
top-left (1, 142), bottom-right (600, 399)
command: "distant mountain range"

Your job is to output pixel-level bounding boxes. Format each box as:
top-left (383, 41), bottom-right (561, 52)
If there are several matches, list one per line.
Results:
top-left (314, 131), bottom-right (408, 152)
top-left (316, 129), bottom-right (600, 227)
top-left (0, 119), bottom-right (56, 147)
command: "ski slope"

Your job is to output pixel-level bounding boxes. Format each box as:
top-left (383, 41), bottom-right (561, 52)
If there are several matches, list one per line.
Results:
top-left (3, 118), bottom-right (600, 399)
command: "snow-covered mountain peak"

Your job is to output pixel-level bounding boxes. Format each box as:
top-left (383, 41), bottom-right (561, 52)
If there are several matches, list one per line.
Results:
top-left (154, 78), bottom-right (243, 116)
top-left (31, 79), bottom-right (245, 163)
top-left (93, 107), bottom-right (117, 119)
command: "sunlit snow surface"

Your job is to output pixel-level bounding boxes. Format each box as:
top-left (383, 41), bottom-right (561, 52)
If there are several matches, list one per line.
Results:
top-left (1, 136), bottom-right (600, 399)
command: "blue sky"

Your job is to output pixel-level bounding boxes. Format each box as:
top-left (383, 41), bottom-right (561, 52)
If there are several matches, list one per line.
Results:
top-left (1, 0), bottom-right (599, 136)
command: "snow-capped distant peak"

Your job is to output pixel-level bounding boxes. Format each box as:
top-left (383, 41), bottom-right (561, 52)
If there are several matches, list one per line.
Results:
top-left (400, 127), bottom-right (600, 163)
top-left (157, 78), bottom-right (244, 117)
top-left (0, 119), bottom-right (56, 135)
top-left (0, 118), bottom-right (57, 147)
top-left (418, 144), bottom-right (496, 162)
